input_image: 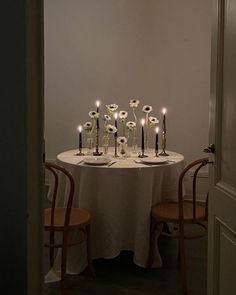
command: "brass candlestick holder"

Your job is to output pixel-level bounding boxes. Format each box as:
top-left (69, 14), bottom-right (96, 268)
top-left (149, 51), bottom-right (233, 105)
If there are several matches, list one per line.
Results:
top-left (76, 147), bottom-right (84, 156)
top-left (159, 131), bottom-right (169, 156)
top-left (93, 127), bottom-right (103, 156)
top-left (138, 147), bottom-right (148, 158)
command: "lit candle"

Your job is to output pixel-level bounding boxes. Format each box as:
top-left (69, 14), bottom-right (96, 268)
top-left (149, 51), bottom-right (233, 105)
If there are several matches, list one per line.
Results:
top-left (155, 127), bottom-right (159, 154)
top-left (77, 125), bottom-right (82, 150)
top-left (114, 112), bottom-right (118, 138)
top-left (114, 112), bottom-right (118, 157)
top-left (162, 108), bottom-right (167, 133)
top-left (141, 118), bottom-right (145, 152)
top-left (95, 100), bottom-right (100, 129)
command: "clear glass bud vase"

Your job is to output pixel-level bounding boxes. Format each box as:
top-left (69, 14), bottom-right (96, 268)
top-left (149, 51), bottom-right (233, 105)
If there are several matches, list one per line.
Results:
top-left (119, 143), bottom-right (128, 158)
top-left (102, 135), bottom-right (109, 155)
top-left (132, 129), bottom-right (137, 153)
top-left (86, 137), bottom-right (94, 155)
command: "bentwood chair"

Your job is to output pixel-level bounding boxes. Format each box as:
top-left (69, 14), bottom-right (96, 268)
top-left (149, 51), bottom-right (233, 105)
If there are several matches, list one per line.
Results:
top-left (44, 162), bottom-right (93, 293)
top-left (147, 158), bottom-right (210, 295)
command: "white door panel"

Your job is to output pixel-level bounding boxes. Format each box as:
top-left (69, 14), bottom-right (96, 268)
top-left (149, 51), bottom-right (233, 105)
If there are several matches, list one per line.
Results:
top-left (208, 0), bottom-right (236, 294)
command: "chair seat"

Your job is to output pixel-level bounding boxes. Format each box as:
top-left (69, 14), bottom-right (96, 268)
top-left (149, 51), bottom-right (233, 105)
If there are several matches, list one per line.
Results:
top-left (44, 207), bottom-right (91, 230)
top-left (151, 201), bottom-right (206, 222)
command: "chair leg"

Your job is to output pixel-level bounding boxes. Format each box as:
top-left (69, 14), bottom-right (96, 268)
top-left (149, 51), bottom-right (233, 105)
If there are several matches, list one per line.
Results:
top-left (61, 231), bottom-right (68, 294)
top-left (178, 224), bottom-right (187, 295)
top-left (49, 232), bottom-right (55, 267)
top-left (146, 216), bottom-right (157, 268)
top-left (85, 224), bottom-right (95, 277)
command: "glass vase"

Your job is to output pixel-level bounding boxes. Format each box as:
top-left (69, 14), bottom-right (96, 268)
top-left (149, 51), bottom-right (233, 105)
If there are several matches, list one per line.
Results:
top-left (119, 143), bottom-right (128, 158)
top-left (102, 135), bottom-right (109, 155)
top-left (131, 130), bottom-right (137, 153)
top-left (86, 137), bottom-right (94, 155)
top-left (145, 127), bottom-right (149, 151)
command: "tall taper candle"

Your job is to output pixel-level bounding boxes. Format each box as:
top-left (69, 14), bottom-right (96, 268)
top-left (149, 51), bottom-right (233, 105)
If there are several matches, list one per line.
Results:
top-left (77, 125), bottom-right (82, 149)
top-left (114, 112), bottom-right (118, 137)
top-left (114, 112), bottom-right (118, 157)
top-left (162, 108), bottom-right (167, 132)
top-left (141, 118), bottom-right (145, 151)
top-left (155, 127), bottom-right (159, 155)
top-left (96, 100), bottom-right (100, 129)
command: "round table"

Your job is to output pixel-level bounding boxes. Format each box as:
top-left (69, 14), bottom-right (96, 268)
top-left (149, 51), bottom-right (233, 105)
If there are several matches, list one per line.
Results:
top-left (45, 149), bottom-right (184, 282)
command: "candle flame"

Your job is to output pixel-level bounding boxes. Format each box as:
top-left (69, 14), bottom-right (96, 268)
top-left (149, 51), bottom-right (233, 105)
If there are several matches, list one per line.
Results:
top-left (141, 118), bottom-right (145, 126)
top-left (95, 100), bottom-right (100, 107)
top-left (114, 112), bottom-right (118, 120)
top-left (162, 107), bottom-right (167, 115)
top-left (77, 125), bottom-right (82, 132)
top-left (155, 127), bottom-right (159, 133)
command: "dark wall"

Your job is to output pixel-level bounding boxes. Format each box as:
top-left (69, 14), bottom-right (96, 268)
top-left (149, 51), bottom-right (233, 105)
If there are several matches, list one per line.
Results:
top-left (0, 1), bottom-right (27, 294)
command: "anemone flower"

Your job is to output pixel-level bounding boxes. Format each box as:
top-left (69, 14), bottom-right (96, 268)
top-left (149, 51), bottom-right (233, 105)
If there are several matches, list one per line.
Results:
top-left (129, 99), bottom-right (140, 108)
top-left (88, 110), bottom-right (99, 119)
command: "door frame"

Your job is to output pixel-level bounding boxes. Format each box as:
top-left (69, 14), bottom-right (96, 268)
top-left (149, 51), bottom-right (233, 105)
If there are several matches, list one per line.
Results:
top-left (26, 0), bottom-right (44, 294)
top-left (208, 0), bottom-right (236, 294)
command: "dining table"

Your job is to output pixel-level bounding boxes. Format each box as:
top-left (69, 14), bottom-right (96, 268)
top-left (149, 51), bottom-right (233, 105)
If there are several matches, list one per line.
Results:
top-left (45, 148), bottom-right (185, 282)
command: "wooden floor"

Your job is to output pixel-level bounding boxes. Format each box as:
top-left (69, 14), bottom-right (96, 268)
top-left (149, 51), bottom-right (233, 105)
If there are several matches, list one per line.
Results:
top-left (44, 224), bottom-right (207, 295)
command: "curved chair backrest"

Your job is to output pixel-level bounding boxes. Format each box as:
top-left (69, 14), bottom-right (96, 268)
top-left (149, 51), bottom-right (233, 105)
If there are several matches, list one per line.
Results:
top-left (178, 157), bottom-right (209, 222)
top-left (45, 162), bottom-right (75, 228)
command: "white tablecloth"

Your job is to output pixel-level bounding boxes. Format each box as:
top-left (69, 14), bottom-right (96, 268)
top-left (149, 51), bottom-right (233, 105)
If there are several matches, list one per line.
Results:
top-left (45, 149), bottom-right (184, 282)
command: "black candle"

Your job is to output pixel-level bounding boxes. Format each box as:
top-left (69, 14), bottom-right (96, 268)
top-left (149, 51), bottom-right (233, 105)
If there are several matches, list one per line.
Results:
top-left (96, 100), bottom-right (100, 129)
top-left (78, 126), bottom-right (82, 149)
top-left (114, 113), bottom-right (118, 156)
top-left (114, 113), bottom-right (118, 138)
top-left (155, 127), bottom-right (159, 153)
top-left (162, 108), bottom-right (167, 133)
top-left (141, 119), bottom-right (145, 151)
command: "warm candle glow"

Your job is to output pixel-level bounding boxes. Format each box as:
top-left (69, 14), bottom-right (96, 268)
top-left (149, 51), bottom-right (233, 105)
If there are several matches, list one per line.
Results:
top-left (95, 100), bottom-right (100, 108)
top-left (114, 112), bottom-right (118, 120)
top-left (155, 127), bottom-right (159, 134)
top-left (141, 118), bottom-right (145, 126)
top-left (162, 108), bottom-right (167, 115)
top-left (77, 125), bottom-right (82, 132)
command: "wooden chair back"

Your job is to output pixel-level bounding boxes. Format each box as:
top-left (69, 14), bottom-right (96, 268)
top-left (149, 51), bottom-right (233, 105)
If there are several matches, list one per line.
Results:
top-left (45, 162), bottom-right (75, 228)
top-left (178, 157), bottom-right (209, 222)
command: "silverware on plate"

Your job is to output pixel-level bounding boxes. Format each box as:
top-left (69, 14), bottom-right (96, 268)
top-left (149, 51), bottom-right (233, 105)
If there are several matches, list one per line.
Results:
top-left (107, 161), bottom-right (116, 167)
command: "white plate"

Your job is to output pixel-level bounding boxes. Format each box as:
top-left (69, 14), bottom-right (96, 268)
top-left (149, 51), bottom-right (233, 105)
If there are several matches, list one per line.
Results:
top-left (83, 157), bottom-right (111, 165)
top-left (140, 157), bottom-right (168, 164)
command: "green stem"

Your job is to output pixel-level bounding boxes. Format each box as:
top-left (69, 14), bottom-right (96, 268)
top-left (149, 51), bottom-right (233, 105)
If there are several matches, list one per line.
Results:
top-left (132, 108), bottom-right (137, 124)
top-left (145, 113), bottom-right (149, 149)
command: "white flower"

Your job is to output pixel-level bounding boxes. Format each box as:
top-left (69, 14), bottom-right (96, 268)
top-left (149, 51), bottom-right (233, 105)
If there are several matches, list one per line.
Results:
top-left (126, 121), bottom-right (136, 130)
top-left (149, 116), bottom-right (159, 125)
top-left (104, 114), bottom-right (111, 121)
top-left (83, 122), bottom-right (92, 130)
top-left (89, 110), bottom-right (99, 119)
top-left (142, 105), bottom-right (153, 113)
top-left (106, 104), bottom-right (118, 112)
top-left (119, 110), bottom-right (128, 120)
top-left (106, 124), bottom-right (117, 134)
top-left (129, 99), bottom-right (140, 108)
top-left (117, 136), bottom-right (127, 144)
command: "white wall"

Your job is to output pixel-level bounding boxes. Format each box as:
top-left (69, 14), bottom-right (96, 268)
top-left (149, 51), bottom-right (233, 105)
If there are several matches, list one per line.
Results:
top-left (44, 0), bottom-right (212, 163)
